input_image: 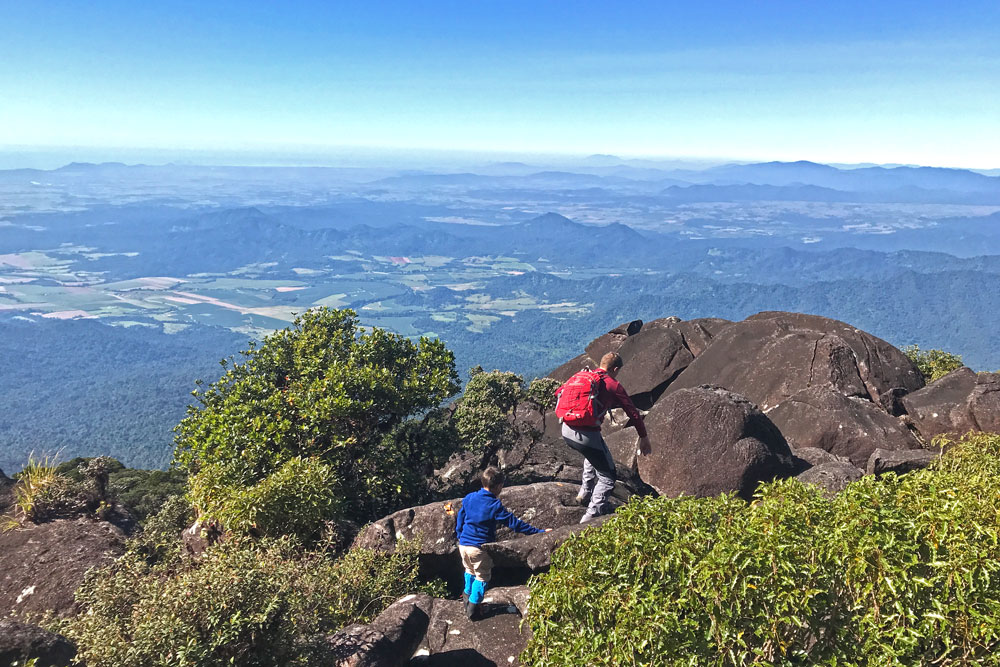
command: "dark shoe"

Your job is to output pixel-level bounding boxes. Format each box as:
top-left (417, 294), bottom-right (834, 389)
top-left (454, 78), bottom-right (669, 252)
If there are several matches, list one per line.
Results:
top-left (462, 592), bottom-right (469, 605)
top-left (466, 602), bottom-right (479, 619)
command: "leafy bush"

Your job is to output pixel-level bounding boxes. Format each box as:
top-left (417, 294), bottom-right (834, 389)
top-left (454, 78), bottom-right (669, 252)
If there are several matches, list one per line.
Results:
top-left (55, 457), bottom-right (188, 523)
top-left (60, 536), bottom-right (438, 667)
top-left (188, 456), bottom-right (341, 540)
top-left (453, 369), bottom-right (561, 454)
top-left (904, 345), bottom-right (965, 382)
top-left (3, 454), bottom-right (80, 530)
top-left (524, 432), bottom-right (1000, 666)
top-left (174, 307), bottom-right (460, 532)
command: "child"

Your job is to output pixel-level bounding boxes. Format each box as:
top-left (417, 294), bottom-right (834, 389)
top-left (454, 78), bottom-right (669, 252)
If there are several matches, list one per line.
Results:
top-left (455, 467), bottom-right (549, 618)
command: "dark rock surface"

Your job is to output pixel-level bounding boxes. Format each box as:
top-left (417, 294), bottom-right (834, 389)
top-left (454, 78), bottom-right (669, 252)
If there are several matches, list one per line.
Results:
top-left (902, 369), bottom-right (1000, 440)
top-left (796, 461), bottom-right (864, 496)
top-left (866, 448), bottom-right (940, 476)
top-left (484, 515), bottom-right (612, 572)
top-left (791, 446), bottom-right (852, 467)
top-left (638, 386), bottom-right (796, 500)
top-left (0, 517), bottom-right (126, 618)
top-left (411, 587), bottom-right (531, 666)
top-left (319, 593), bottom-right (432, 667)
top-left (767, 387), bottom-right (923, 466)
top-left (354, 482), bottom-right (624, 577)
top-left (666, 312), bottom-right (923, 414)
top-left (546, 352), bottom-right (594, 384)
top-left (0, 619), bottom-right (76, 667)
top-left (614, 317), bottom-right (730, 409)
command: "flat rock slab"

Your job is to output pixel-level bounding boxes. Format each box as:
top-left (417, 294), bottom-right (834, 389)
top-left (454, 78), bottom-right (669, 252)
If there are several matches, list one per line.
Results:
top-left (768, 387), bottom-right (923, 466)
top-left (0, 619), bottom-right (76, 667)
top-left (483, 515), bottom-right (612, 572)
top-left (866, 448), bottom-right (940, 476)
top-left (410, 591), bottom-right (531, 666)
top-left (320, 593), bottom-right (432, 667)
top-left (796, 461), bottom-right (864, 497)
top-left (902, 368), bottom-right (1000, 441)
top-left (0, 517), bottom-right (126, 618)
top-left (354, 482), bottom-right (623, 578)
top-left (638, 386), bottom-right (796, 500)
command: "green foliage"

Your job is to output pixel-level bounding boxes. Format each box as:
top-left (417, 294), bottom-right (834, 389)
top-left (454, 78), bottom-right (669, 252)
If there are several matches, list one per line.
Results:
top-left (903, 345), bottom-right (965, 382)
top-left (3, 454), bottom-right (77, 530)
top-left (188, 456), bottom-right (341, 540)
top-left (55, 457), bottom-right (188, 523)
top-left (60, 536), bottom-right (437, 667)
top-left (453, 369), bottom-right (525, 453)
top-left (524, 432), bottom-right (1000, 666)
top-left (525, 377), bottom-right (560, 412)
top-left (174, 308), bottom-right (460, 532)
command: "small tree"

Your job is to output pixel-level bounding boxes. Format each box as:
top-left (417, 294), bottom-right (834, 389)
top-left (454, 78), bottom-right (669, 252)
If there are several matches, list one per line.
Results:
top-left (903, 345), bottom-right (964, 382)
top-left (174, 308), bottom-right (460, 536)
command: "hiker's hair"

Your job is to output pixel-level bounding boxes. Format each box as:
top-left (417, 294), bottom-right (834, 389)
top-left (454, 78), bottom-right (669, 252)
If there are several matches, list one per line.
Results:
top-left (600, 352), bottom-right (624, 371)
top-left (481, 466), bottom-right (505, 490)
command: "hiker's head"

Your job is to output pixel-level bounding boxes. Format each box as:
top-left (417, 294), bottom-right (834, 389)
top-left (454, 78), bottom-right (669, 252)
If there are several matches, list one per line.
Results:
top-left (600, 352), bottom-right (624, 378)
top-left (481, 466), bottom-right (505, 494)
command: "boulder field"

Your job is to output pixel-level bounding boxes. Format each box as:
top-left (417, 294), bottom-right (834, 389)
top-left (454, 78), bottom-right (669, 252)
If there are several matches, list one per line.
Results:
top-left (350, 311), bottom-right (1000, 665)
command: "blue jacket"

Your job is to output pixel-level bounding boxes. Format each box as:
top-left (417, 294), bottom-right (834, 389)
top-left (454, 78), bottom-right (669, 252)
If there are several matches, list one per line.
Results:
top-left (455, 488), bottom-right (543, 547)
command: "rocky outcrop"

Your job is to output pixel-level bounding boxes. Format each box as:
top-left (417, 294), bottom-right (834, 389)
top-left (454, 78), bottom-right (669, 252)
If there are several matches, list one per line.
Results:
top-left (614, 317), bottom-right (731, 408)
top-left (767, 387), bottom-right (923, 466)
top-left (0, 619), bottom-right (76, 667)
top-left (411, 586), bottom-right (531, 666)
top-left (902, 369), bottom-right (1000, 441)
top-left (483, 515), bottom-right (611, 573)
top-left (0, 517), bottom-right (126, 618)
top-left (354, 482), bottom-right (625, 578)
top-left (796, 461), bottom-right (864, 497)
top-left (665, 312), bottom-right (923, 414)
top-left (548, 320), bottom-right (644, 383)
top-left (320, 594), bottom-right (432, 667)
top-left (791, 446), bottom-right (852, 467)
top-left (638, 386), bottom-right (796, 500)
top-left (866, 448), bottom-right (940, 476)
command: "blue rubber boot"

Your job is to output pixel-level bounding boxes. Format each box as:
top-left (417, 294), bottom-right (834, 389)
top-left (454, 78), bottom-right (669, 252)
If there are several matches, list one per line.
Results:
top-left (467, 579), bottom-right (488, 619)
top-left (462, 573), bottom-right (474, 604)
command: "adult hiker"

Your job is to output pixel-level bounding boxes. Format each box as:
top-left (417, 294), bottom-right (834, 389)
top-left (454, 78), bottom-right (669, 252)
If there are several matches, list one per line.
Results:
top-left (556, 351), bottom-right (650, 522)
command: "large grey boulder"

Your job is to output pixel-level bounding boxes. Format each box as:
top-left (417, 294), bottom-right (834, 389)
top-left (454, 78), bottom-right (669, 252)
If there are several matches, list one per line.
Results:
top-left (902, 369), bottom-right (1000, 441)
top-left (866, 448), bottom-right (940, 476)
top-left (410, 587), bottom-right (531, 666)
top-left (354, 482), bottom-right (624, 578)
top-left (318, 594), bottom-right (432, 667)
top-left (796, 462), bottom-right (864, 497)
top-left (665, 312), bottom-right (923, 414)
top-left (767, 387), bottom-right (923, 466)
top-left (0, 619), bottom-right (76, 667)
top-left (483, 515), bottom-right (612, 572)
top-left (0, 517), bottom-right (126, 618)
top-left (613, 317), bottom-right (731, 408)
top-left (637, 386), bottom-right (796, 500)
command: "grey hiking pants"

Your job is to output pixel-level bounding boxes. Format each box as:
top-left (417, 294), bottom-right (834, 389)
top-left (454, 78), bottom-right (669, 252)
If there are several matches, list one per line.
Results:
top-left (561, 422), bottom-right (616, 518)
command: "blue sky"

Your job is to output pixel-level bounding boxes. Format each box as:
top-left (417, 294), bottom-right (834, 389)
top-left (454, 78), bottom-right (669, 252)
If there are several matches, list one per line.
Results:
top-left (2, 1), bottom-right (999, 167)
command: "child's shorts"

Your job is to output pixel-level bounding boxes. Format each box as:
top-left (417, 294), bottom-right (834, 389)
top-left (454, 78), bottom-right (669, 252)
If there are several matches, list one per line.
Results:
top-left (458, 544), bottom-right (493, 582)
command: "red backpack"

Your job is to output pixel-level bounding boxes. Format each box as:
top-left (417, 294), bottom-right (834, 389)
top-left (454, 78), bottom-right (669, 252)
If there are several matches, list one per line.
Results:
top-left (555, 369), bottom-right (606, 427)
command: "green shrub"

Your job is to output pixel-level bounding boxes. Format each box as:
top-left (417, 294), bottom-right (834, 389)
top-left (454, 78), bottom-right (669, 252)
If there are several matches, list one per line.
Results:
top-left (3, 454), bottom-right (80, 530)
top-left (904, 345), bottom-right (965, 382)
top-left (524, 432), bottom-right (1000, 666)
top-left (60, 536), bottom-right (437, 667)
top-left (173, 307), bottom-right (460, 532)
top-left (188, 456), bottom-right (341, 540)
top-left (56, 457), bottom-right (188, 524)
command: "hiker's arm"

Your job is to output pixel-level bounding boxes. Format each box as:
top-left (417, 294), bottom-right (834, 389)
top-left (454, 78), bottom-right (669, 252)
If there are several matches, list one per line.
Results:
top-left (496, 505), bottom-right (543, 535)
top-left (609, 382), bottom-right (648, 438)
